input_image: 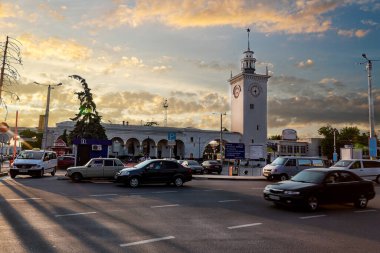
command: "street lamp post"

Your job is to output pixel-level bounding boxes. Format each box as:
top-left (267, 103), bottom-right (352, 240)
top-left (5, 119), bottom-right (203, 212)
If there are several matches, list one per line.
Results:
top-left (35, 82), bottom-right (62, 150)
top-left (362, 54), bottom-right (377, 159)
top-left (213, 112), bottom-right (226, 165)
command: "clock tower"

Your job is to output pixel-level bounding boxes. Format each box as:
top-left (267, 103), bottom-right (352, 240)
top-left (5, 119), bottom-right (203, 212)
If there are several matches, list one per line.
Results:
top-left (229, 29), bottom-right (270, 159)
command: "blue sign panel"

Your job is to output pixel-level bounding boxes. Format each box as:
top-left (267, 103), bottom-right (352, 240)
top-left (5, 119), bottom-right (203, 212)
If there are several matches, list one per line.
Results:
top-left (168, 132), bottom-right (176, 141)
top-left (225, 143), bottom-right (245, 159)
top-left (369, 137), bottom-right (377, 157)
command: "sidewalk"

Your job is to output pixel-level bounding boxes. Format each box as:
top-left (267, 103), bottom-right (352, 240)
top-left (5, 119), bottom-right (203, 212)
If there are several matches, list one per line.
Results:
top-left (193, 174), bottom-right (266, 181)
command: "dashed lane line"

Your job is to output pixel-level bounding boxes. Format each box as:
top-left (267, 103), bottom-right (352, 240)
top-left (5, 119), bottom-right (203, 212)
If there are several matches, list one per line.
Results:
top-left (227, 223), bottom-right (262, 230)
top-left (151, 204), bottom-right (180, 208)
top-left (89, 194), bottom-right (119, 197)
top-left (299, 215), bottom-right (327, 219)
top-left (120, 236), bottom-right (175, 247)
top-left (6, 197), bottom-right (42, 201)
top-left (354, 209), bottom-right (377, 213)
top-left (218, 199), bottom-right (241, 203)
top-left (55, 211), bottom-right (97, 218)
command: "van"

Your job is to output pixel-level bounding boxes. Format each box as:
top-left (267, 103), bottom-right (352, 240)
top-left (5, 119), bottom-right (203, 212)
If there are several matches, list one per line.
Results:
top-left (330, 159), bottom-right (380, 184)
top-left (9, 150), bottom-right (58, 178)
top-left (262, 156), bottom-right (326, 181)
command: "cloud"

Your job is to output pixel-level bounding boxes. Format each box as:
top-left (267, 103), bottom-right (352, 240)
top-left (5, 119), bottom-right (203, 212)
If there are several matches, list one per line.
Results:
top-left (38, 3), bottom-right (66, 21)
top-left (319, 78), bottom-right (344, 88)
top-left (102, 56), bottom-right (145, 74)
top-left (81, 0), bottom-right (357, 35)
top-left (337, 29), bottom-right (370, 38)
top-left (18, 34), bottom-right (92, 61)
top-left (152, 65), bottom-right (172, 73)
top-left (296, 59), bottom-right (314, 69)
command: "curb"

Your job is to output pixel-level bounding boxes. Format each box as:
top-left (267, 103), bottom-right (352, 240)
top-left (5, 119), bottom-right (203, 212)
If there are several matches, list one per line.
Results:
top-left (193, 175), bottom-right (266, 181)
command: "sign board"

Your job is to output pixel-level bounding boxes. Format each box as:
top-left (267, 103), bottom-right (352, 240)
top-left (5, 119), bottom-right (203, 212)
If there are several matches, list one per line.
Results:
top-left (369, 137), bottom-right (377, 157)
top-left (225, 143), bottom-right (245, 159)
top-left (249, 144), bottom-right (265, 159)
top-left (168, 132), bottom-right (176, 146)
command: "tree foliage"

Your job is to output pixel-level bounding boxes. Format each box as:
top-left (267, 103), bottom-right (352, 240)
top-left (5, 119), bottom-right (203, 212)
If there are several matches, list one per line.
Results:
top-left (68, 75), bottom-right (107, 141)
top-left (318, 125), bottom-right (369, 159)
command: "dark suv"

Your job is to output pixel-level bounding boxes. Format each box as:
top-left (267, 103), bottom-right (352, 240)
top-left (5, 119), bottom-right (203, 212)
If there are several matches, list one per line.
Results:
top-left (201, 160), bottom-right (222, 174)
top-left (115, 159), bottom-right (192, 188)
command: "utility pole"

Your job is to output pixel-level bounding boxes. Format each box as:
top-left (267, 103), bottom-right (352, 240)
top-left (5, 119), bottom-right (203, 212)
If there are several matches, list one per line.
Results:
top-left (0, 36), bottom-right (9, 99)
top-left (361, 54), bottom-right (379, 159)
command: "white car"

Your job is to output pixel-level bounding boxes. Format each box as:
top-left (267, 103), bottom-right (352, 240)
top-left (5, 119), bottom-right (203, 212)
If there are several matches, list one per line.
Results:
top-left (10, 150), bottom-right (58, 178)
top-left (330, 159), bottom-right (380, 183)
top-left (66, 158), bottom-right (125, 182)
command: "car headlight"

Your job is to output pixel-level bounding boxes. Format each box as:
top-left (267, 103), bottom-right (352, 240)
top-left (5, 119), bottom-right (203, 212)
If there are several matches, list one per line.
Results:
top-left (120, 171), bottom-right (130, 176)
top-left (284, 190), bottom-right (300, 195)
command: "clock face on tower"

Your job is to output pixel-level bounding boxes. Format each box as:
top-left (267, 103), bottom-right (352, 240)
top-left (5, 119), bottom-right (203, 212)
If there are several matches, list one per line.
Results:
top-left (249, 83), bottom-right (261, 97)
top-left (233, 85), bottom-right (241, 98)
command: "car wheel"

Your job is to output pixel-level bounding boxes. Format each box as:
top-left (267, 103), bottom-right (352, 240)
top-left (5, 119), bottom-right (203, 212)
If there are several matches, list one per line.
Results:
top-left (306, 195), bottom-right (319, 211)
top-left (174, 176), bottom-right (184, 187)
top-left (354, 194), bottom-right (368, 209)
top-left (279, 174), bottom-right (288, 181)
top-left (376, 175), bottom-right (380, 184)
top-left (9, 172), bottom-right (16, 179)
top-left (217, 171), bottom-right (221, 175)
top-left (39, 169), bottom-right (44, 177)
top-left (200, 171), bottom-right (204, 175)
top-left (71, 173), bottom-right (82, 182)
top-left (204, 169), bottom-right (209, 174)
top-left (51, 167), bottom-right (56, 176)
top-left (129, 177), bottom-right (140, 188)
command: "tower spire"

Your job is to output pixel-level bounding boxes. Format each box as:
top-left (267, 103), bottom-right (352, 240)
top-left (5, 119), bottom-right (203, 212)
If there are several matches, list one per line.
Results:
top-left (247, 28), bottom-right (250, 51)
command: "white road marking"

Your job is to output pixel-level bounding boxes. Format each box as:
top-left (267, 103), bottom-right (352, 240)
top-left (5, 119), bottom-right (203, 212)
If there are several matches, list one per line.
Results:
top-left (228, 223), bottom-right (262, 230)
top-left (55, 211), bottom-right (97, 217)
top-left (250, 187), bottom-right (264, 190)
top-left (218, 199), bottom-right (241, 203)
top-left (354, 209), bottom-right (377, 213)
top-left (90, 194), bottom-right (118, 197)
top-left (151, 204), bottom-right (179, 208)
top-left (6, 197), bottom-right (41, 201)
top-left (299, 215), bottom-right (327, 219)
top-left (120, 236), bottom-right (175, 247)
top-left (203, 189), bottom-right (222, 192)
top-left (151, 191), bottom-right (177, 194)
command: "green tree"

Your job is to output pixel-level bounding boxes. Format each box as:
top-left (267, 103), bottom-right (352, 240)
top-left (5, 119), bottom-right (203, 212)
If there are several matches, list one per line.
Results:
top-left (269, 135), bottom-right (281, 140)
top-left (60, 129), bottom-right (69, 145)
top-left (19, 129), bottom-right (42, 149)
top-left (68, 75), bottom-right (107, 141)
top-left (318, 125), bottom-right (337, 160)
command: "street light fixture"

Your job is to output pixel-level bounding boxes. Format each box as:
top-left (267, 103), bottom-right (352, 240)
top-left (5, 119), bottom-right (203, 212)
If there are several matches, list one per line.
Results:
top-left (34, 81), bottom-right (62, 150)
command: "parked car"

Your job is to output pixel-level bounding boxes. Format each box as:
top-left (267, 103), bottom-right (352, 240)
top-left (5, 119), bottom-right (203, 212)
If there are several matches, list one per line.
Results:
top-left (57, 155), bottom-right (75, 169)
top-left (66, 158), bottom-right (125, 182)
top-left (9, 150), bottom-right (58, 178)
top-left (115, 159), bottom-right (192, 188)
top-left (262, 156), bottom-right (327, 181)
top-left (330, 159), bottom-right (380, 183)
top-left (263, 168), bottom-right (376, 211)
top-left (181, 160), bottom-right (204, 174)
top-left (201, 160), bottom-right (222, 174)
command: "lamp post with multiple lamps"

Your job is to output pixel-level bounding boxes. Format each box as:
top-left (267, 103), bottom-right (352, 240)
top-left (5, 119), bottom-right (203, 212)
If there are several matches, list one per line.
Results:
top-left (34, 82), bottom-right (62, 150)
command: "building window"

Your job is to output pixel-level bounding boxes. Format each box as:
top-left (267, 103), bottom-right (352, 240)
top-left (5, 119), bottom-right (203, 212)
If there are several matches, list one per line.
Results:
top-left (190, 137), bottom-right (194, 142)
top-left (280, 145), bottom-right (286, 153)
top-left (257, 125), bottom-right (259, 130)
top-left (287, 146), bottom-right (293, 153)
top-left (301, 146), bottom-right (306, 154)
top-left (250, 104), bottom-right (254, 109)
top-left (294, 146), bottom-right (300, 153)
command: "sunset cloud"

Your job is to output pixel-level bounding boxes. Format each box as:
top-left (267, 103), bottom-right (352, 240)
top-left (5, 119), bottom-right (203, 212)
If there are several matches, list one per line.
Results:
top-left (337, 29), bottom-right (370, 38)
top-left (18, 34), bottom-right (92, 61)
top-left (296, 59), bottom-right (314, 69)
top-left (82, 0), bottom-right (345, 34)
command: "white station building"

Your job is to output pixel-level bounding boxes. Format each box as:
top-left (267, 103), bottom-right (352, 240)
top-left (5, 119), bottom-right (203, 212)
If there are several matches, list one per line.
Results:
top-left (48, 31), bottom-right (271, 160)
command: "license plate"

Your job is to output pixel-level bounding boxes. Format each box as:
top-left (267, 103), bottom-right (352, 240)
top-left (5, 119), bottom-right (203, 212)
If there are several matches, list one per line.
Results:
top-left (20, 169), bottom-right (28, 173)
top-left (269, 195), bottom-right (280, 200)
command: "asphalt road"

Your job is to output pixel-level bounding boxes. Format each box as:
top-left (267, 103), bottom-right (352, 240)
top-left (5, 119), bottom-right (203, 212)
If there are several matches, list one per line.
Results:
top-left (0, 171), bottom-right (379, 253)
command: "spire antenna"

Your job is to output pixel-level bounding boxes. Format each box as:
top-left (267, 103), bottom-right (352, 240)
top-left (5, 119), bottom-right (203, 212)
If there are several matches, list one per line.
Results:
top-left (246, 28), bottom-right (251, 50)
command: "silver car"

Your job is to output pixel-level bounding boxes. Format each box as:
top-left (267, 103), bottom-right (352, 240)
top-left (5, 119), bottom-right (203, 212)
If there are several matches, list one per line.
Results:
top-left (66, 158), bottom-right (125, 182)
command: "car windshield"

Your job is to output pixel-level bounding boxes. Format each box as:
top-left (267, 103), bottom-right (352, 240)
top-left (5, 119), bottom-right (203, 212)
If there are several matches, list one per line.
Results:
top-left (271, 157), bottom-right (287, 166)
top-left (188, 161), bottom-right (199, 165)
top-left (134, 160), bottom-right (154, 169)
top-left (17, 151), bottom-right (44, 160)
top-left (291, 170), bottom-right (325, 184)
top-left (333, 160), bottom-right (353, 167)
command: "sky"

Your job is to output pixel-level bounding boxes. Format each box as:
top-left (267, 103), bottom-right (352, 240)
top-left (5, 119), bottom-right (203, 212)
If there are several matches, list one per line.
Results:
top-left (0, 0), bottom-right (380, 138)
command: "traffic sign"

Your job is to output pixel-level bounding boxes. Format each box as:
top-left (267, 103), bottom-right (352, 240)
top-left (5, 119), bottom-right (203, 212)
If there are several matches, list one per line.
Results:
top-left (168, 132), bottom-right (176, 145)
top-left (225, 143), bottom-right (245, 159)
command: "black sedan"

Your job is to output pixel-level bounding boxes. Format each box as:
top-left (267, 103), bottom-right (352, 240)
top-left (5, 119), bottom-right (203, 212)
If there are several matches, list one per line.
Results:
top-left (201, 160), bottom-right (222, 174)
top-left (114, 159), bottom-right (192, 188)
top-left (263, 168), bottom-right (376, 211)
